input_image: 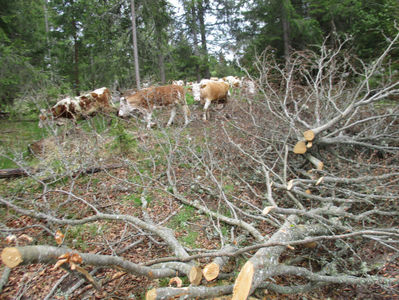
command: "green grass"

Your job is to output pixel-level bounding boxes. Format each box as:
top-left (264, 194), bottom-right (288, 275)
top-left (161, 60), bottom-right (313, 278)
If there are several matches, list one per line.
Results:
top-left (0, 119), bottom-right (47, 168)
top-left (186, 93), bottom-right (195, 105)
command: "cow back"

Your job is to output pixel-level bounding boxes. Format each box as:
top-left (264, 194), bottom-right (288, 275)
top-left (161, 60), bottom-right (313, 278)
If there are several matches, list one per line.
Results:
top-left (126, 85), bottom-right (184, 109)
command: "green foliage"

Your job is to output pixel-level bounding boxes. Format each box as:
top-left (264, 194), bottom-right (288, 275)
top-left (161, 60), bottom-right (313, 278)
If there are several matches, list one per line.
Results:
top-left (181, 230), bottom-right (199, 247)
top-left (170, 205), bottom-right (196, 228)
top-left (108, 120), bottom-right (137, 154)
top-left (1, 0), bottom-right (398, 110)
top-left (123, 193), bottom-right (153, 207)
top-left (185, 93), bottom-right (195, 105)
top-left (223, 184), bottom-right (235, 194)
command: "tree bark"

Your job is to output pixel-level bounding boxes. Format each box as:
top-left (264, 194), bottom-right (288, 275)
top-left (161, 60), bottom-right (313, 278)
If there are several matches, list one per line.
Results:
top-left (43, 0), bottom-right (51, 74)
top-left (198, 0), bottom-right (210, 78)
top-left (190, 1), bottom-right (201, 82)
top-left (1, 246), bottom-right (178, 278)
top-left (281, 0), bottom-right (291, 63)
top-left (130, 0), bottom-right (141, 90)
top-left (232, 216), bottom-right (328, 298)
top-left (73, 20), bottom-right (79, 96)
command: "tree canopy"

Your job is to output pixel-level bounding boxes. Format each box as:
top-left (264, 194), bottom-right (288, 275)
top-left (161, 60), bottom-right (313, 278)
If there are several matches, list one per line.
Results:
top-left (0, 0), bottom-right (398, 103)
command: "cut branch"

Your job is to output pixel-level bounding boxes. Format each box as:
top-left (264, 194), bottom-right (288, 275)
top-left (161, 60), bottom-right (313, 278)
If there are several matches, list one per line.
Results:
top-left (1, 246), bottom-right (179, 278)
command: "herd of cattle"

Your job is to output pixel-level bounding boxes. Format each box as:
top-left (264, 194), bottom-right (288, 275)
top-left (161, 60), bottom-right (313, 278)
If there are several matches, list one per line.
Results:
top-left (38, 76), bottom-right (257, 129)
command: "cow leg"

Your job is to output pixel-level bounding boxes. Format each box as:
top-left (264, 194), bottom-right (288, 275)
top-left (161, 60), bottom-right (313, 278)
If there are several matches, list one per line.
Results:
top-left (145, 111), bottom-right (154, 129)
top-left (182, 104), bottom-right (190, 126)
top-left (203, 99), bottom-right (211, 121)
top-left (167, 106), bottom-right (177, 127)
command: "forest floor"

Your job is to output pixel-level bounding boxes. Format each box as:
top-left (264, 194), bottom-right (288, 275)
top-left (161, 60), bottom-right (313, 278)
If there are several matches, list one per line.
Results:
top-left (0, 101), bottom-right (398, 299)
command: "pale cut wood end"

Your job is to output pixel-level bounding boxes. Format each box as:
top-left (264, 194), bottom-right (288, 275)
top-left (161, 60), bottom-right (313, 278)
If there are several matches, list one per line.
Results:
top-left (145, 288), bottom-right (157, 300)
top-left (203, 262), bottom-right (220, 281)
top-left (189, 265), bottom-right (202, 285)
top-left (293, 141), bottom-right (307, 154)
top-left (1, 247), bottom-right (23, 268)
top-left (303, 130), bottom-right (315, 141)
top-left (232, 261), bottom-right (254, 300)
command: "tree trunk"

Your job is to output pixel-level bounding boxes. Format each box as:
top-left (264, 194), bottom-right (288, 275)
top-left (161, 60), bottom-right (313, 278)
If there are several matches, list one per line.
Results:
top-left (73, 21), bottom-right (79, 96)
top-left (130, 0), bottom-right (141, 90)
top-left (158, 52), bottom-right (166, 84)
top-left (43, 0), bottom-right (51, 72)
top-left (281, 0), bottom-right (291, 63)
top-left (232, 216), bottom-right (327, 298)
top-left (198, 0), bottom-right (210, 79)
top-left (190, 2), bottom-right (201, 82)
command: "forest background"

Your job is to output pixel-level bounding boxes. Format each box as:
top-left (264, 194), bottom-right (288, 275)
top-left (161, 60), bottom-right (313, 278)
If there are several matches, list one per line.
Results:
top-left (1, 0), bottom-right (399, 107)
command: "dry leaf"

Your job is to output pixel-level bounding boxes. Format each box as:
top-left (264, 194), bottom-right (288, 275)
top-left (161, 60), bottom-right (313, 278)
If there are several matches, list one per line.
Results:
top-left (55, 230), bottom-right (64, 245)
top-left (111, 271), bottom-right (126, 280)
top-left (262, 206), bottom-right (276, 215)
top-left (18, 234), bottom-right (33, 243)
top-left (169, 277), bottom-right (183, 287)
top-left (58, 253), bottom-right (70, 260)
top-left (52, 258), bottom-right (68, 270)
top-left (305, 189), bottom-right (311, 194)
top-left (70, 253), bottom-right (83, 264)
top-left (287, 180), bottom-right (294, 191)
top-left (5, 235), bottom-right (17, 244)
top-left (316, 176), bottom-right (324, 185)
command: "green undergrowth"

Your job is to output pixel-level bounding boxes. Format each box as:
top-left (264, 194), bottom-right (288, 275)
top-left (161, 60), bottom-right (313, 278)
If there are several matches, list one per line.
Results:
top-left (0, 119), bottom-right (47, 168)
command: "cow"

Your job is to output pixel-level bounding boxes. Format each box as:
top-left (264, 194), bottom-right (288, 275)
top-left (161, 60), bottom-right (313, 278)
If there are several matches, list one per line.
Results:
top-left (38, 87), bottom-right (113, 128)
top-left (118, 84), bottom-right (190, 129)
top-left (189, 78), bottom-right (224, 102)
top-left (223, 76), bottom-right (241, 88)
top-left (198, 81), bottom-right (230, 121)
top-left (172, 80), bottom-right (185, 86)
top-left (241, 77), bottom-right (257, 95)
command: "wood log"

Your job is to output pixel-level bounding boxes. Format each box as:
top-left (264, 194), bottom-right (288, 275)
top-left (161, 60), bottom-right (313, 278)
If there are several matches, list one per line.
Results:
top-left (1, 247), bottom-right (23, 268)
top-left (0, 164), bottom-right (122, 180)
top-left (0, 267), bottom-right (11, 293)
top-left (202, 245), bottom-right (235, 281)
top-left (146, 285), bottom-right (233, 300)
top-left (189, 265), bottom-right (202, 285)
top-left (306, 154), bottom-right (324, 170)
top-left (203, 262), bottom-right (219, 281)
top-left (293, 141), bottom-right (307, 154)
top-left (232, 216), bottom-right (328, 298)
top-left (0, 168), bottom-right (34, 179)
top-left (303, 130), bottom-right (315, 141)
top-left (232, 261), bottom-right (254, 300)
top-left (1, 246), bottom-right (177, 278)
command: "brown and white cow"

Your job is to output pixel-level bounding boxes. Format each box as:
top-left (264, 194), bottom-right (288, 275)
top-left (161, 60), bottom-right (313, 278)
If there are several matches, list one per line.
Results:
top-left (39, 87), bottom-right (113, 128)
top-left (222, 76), bottom-right (241, 88)
top-left (118, 84), bottom-right (190, 129)
top-left (241, 77), bottom-right (257, 95)
top-left (199, 81), bottom-right (230, 121)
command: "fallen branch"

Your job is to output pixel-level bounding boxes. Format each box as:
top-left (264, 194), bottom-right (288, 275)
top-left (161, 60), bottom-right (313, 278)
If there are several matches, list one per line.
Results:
top-left (232, 216), bottom-right (328, 299)
top-left (202, 245), bottom-right (236, 281)
top-left (1, 246), bottom-right (178, 278)
top-left (0, 164), bottom-right (123, 180)
top-left (0, 267), bottom-right (11, 293)
top-left (0, 168), bottom-right (35, 179)
top-left (146, 285), bottom-right (234, 300)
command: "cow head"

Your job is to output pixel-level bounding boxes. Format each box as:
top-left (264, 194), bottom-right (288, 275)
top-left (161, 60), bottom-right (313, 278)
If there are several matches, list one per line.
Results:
top-left (38, 109), bottom-right (49, 128)
top-left (118, 97), bottom-right (141, 117)
top-left (191, 83), bottom-right (201, 102)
